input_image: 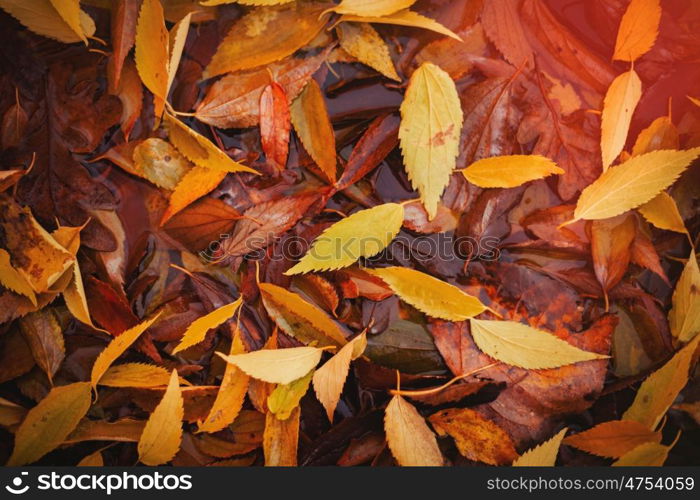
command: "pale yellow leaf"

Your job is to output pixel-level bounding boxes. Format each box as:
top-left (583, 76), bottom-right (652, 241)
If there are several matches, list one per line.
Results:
top-left (132, 137), bottom-right (193, 190)
top-left (638, 192), bottom-right (687, 234)
top-left (330, 0), bottom-right (416, 17)
top-left (513, 428), bottom-right (567, 466)
top-left (0, 0), bottom-right (95, 43)
top-left (198, 330), bottom-right (249, 433)
top-left (0, 248), bottom-right (37, 306)
top-left (601, 69), bottom-right (642, 170)
top-left (612, 441), bottom-right (671, 466)
top-left (631, 116), bottom-right (679, 156)
top-left (461, 154), bottom-right (564, 188)
top-left (137, 370), bottom-right (184, 465)
top-left (167, 12), bottom-right (191, 94)
top-left (172, 298), bottom-right (242, 354)
top-left (161, 166), bottom-right (228, 224)
top-left (573, 148), bottom-right (700, 221)
top-left (337, 22), bottom-right (400, 81)
top-left (470, 319), bottom-right (608, 369)
top-left (135, 0), bottom-right (169, 117)
top-left (285, 203), bottom-right (404, 275)
top-left (263, 405), bottom-right (299, 466)
top-left (99, 363), bottom-right (173, 388)
top-left (7, 382), bottom-right (92, 465)
top-left (312, 333), bottom-right (366, 422)
top-left (259, 282), bottom-right (347, 347)
top-left (613, 0), bottom-right (661, 62)
top-left (338, 10), bottom-right (461, 41)
top-left (268, 369), bottom-right (314, 420)
top-left (90, 314), bottom-right (161, 388)
top-left (622, 335), bottom-right (700, 429)
top-left (217, 346), bottom-right (323, 385)
top-left (49, 0), bottom-right (87, 43)
top-left (399, 62), bottom-right (462, 219)
top-left (384, 395), bottom-right (443, 466)
top-left (564, 420), bottom-right (662, 458)
top-left (367, 266), bottom-right (487, 320)
top-left (669, 252), bottom-right (700, 342)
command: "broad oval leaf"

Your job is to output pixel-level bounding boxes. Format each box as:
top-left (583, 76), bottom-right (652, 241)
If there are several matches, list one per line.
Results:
top-left (259, 283), bottom-right (347, 347)
top-left (132, 138), bottom-right (192, 190)
top-left (337, 22), bottom-right (400, 81)
top-left (337, 10), bottom-right (461, 41)
top-left (137, 370), bottom-right (184, 465)
top-left (384, 394), bottom-right (443, 466)
top-left (260, 82), bottom-right (291, 172)
top-left (469, 319), bottom-right (608, 369)
top-left (368, 266), bottom-right (487, 320)
top-left (217, 346), bottom-right (323, 385)
top-left (0, 0), bottom-right (95, 43)
top-left (638, 191), bottom-right (687, 234)
top-left (99, 363), bottom-right (173, 388)
top-left (512, 428), bottom-right (567, 466)
top-left (573, 148), bottom-right (700, 221)
top-left (399, 62), bottom-right (462, 219)
top-left (8, 382), bottom-right (92, 465)
top-left (600, 70), bottom-right (642, 170)
top-left (564, 420), bottom-right (662, 458)
top-left (613, 0), bottom-right (661, 62)
top-left (462, 155), bottom-right (564, 188)
top-left (631, 116), bottom-right (679, 157)
top-left (285, 203), bottom-right (404, 275)
top-left (668, 252), bottom-right (700, 342)
top-left (329, 0), bottom-right (416, 17)
top-left (172, 298), bottom-right (242, 354)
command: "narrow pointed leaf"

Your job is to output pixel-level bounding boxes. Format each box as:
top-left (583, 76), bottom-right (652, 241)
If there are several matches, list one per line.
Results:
top-left (638, 191), bottom-right (687, 234)
top-left (137, 370), bottom-right (184, 465)
top-left (338, 10), bottom-right (461, 41)
top-left (462, 155), bottom-right (564, 188)
top-left (513, 428), bottom-right (567, 466)
top-left (172, 298), bottom-right (242, 354)
top-left (612, 441), bottom-right (671, 466)
top-left (99, 363), bottom-right (173, 388)
top-left (564, 420), bottom-right (662, 458)
top-left (263, 405), bottom-right (300, 466)
top-left (329, 0), bottom-right (416, 17)
top-left (669, 252), bottom-right (700, 342)
top-left (601, 70), bottom-right (642, 170)
top-left (134, 0), bottom-right (168, 117)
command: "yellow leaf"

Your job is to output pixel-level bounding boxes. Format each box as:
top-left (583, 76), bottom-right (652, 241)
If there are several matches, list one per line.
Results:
top-left (399, 62), bottom-right (462, 219)
top-left (0, 0), bottom-right (95, 43)
top-left (669, 253), bottom-right (700, 342)
top-left (469, 319), bottom-right (608, 369)
top-left (198, 330), bottom-right (249, 433)
top-left (135, 0), bottom-right (169, 117)
top-left (461, 154), bottom-right (564, 188)
top-left (164, 113), bottom-right (258, 174)
top-left (263, 405), bottom-right (300, 466)
top-left (329, 0), bottom-right (417, 17)
top-left (0, 248), bottom-right (37, 306)
top-left (368, 266), bottom-right (487, 320)
top-left (312, 333), bottom-right (366, 422)
top-left (7, 382), bottom-right (92, 465)
top-left (161, 166), bottom-right (228, 224)
top-left (384, 394), bottom-right (443, 466)
top-left (573, 148), bottom-right (700, 221)
top-left (688, 95), bottom-right (700, 108)
top-left (77, 449), bottom-right (104, 466)
top-left (49, 0), bottom-right (87, 43)
top-left (622, 335), bottom-right (700, 429)
top-left (167, 12), bottom-right (191, 94)
top-left (601, 70), bottom-right (642, 170)
top-left (612, 441), bottom-right (673, 466)
top-left (513, 428), bottom-right (567, 466)
top-left (564, 420), bottom-right (662, 458)
top-left (613, 0), bottom-right (661, 62)
top-left (285, 203), bottom-right (404, 275)
top-left (137, 370), bottom-right (184, 465)
top-left (268, 369), bottom-right (314, 420)
top-left (63, 262), bottom-right (97, 328)
top-left (202, 0), bottom-right (294, 5)
top-left (90, 314), bottom-right (161, 389)
top-left (99, 363), bottom-right (173, 388)
top-left (203, 2), bottom-right (328, 78)
top-left (259, 283), bottom-right (347, 347)
top-left (217, 346), bottom-right (324, 385)
top-left (429, 408), bottom-right (518, 465)
top-left (132, 137), bottom-right (193, 190)
top-left (338, 10), bottom-right (461, 41)
top-left (631, 116), bottom-right (679, 156)
top-left (337, 22), bottom-right (400, 81)
top-left (638, 192), bottom-right (687, 234)
top-left (172, 298), bottom-right (242, 354)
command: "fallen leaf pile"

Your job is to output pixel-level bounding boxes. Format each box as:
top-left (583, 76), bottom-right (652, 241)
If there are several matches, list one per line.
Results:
top-left (0, 0), bottom-right (699, 467)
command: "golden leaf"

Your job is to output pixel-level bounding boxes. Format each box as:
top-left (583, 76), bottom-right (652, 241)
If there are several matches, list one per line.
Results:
top-left (368, 266), bottom-right (487, 320)
top-left (198, 330), bottom-right (249, 433)
top-left (217, 346), bottom-right (324, 385)
top-left (132, 138), bottom-right (193, 190)
top-left (601, 70), bottom-right (642, 170)
top-left (285, 203), bottom-right (404, 275)
top-left (99, 363), bottom-right (173, 388)
top-left (329, 0), bottom-right (416, 17)
top-left (90, 314), bottom-right (161, 389)
top-left (469, 319), bottom-right (608, 369)
top-left (203, 2), bottom-right (328, 78)
top-left (613, 0), bottom-right (661, 62)
top-left (638, 192), bottom-right (687, 234)
top-left (290, 80), bottom-right (337, 183)
top-left (631, 116), bottom-right (679, 156)
top-left (268, 369), bottom-right (314, 420)
top-left (461, 155), bottom-right (564, 188)
top-left (202, 0), bottom-right (294, 4)
top-left (513, 428), bottom-right (567, 466)
top-left (338, 10), bottom-right (461, 41)
top-left (312, 333), bottom-right (366, 422)
top-left (49, 0), bottom-right (87, 43)
top-left (564, 420), bottom-right (662, 458)
top-left (612, 441), bottom-right (673, 466)
top-left (172, 298), bottom-right (242, 354)
top-left (573, 148), bottom-right (700, 221)
top-left (63, 262), bottom-right (98, 328)
top-left (337, 22), bottom-right (400, 81)
top-left (399, 62), bottom-right (462, 219)
top-left (137, 370), bottom-right (184, 465)
top-left (0, 248), bottom-right (37, 306)
top-left (428, 408), bottom-right (518, 465)
top-left (259, 282), bottom-right (347, 347)
top-left (263, 405), bottom-right (300, 466)
top-left (0, 0), bottom-right (95, 44)
top-left (669, 252), bottom-right (700, 342)
top-left (384, 394), bottom-right (443, 466)
top-left (161, 166), bottom-right (228, 224)
top-left (622, 335), bottom-right (700, 429)
top-left (135, 0), bottom-right (169, 118)
top-left (167, 12), bottom-right (191, 94)
top-left (7, 382), bottom-right (92, 465)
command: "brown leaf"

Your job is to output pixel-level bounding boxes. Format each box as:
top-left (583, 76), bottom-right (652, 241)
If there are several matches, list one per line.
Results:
top-left (564, 420), bottom-right (662, 458)
top-left (163, 197), bottom-right (240, 253)
top-left (108, 0), bottom-right (139, 93)
top-left (589, 213), bottom-right (636, 299)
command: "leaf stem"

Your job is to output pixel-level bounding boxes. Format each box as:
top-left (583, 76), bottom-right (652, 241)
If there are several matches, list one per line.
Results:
top-left (388, 362), bottom-right (499, 397)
